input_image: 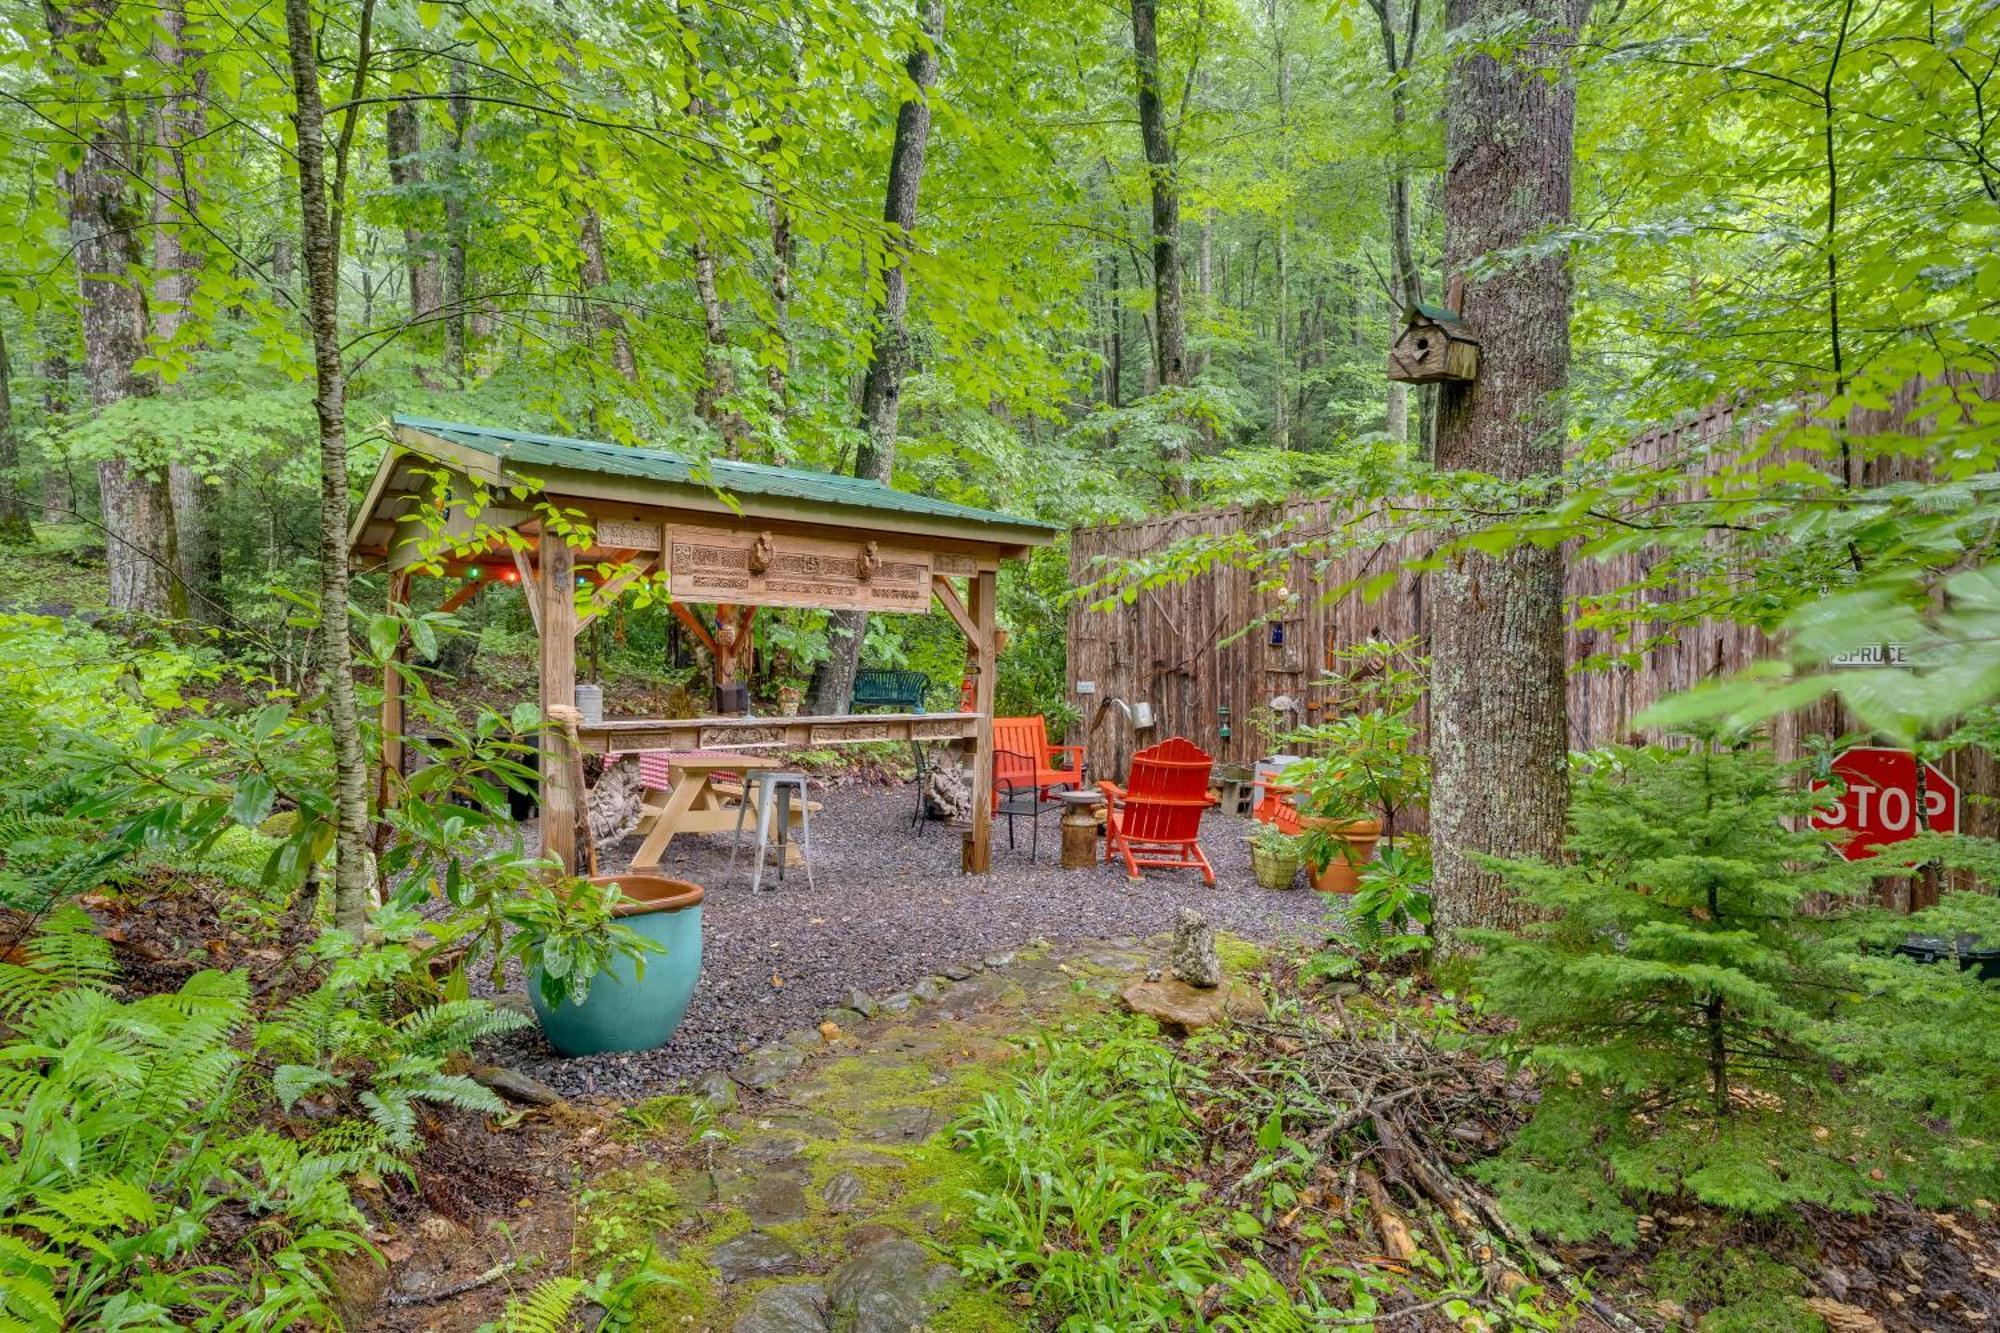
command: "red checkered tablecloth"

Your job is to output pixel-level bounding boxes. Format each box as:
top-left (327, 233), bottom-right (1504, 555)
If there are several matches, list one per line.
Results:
top-left (612, 749), bottom-right (747, 790)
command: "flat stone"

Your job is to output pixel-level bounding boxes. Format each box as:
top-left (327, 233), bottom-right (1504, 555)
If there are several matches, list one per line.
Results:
top-left (845, 988), bottom-right (880, 1018)
top-left (877, 992), bottom-right (914, 1013)
top-left (911, 976), bottom-right (951, 1003)
top-left (941, 961), bottom-right (979, 980)
top-left (782, 1027), bottom-right (825, 1052)
top-left (733, 1046), bottom-right (805, 1090)
top-left (981, 951), bottom-right (1015, 969)
top-left (854, 1104), bottom-right (937, 1144)
top-left (827, 1238), bottom-right (956, 1333)
top-left (733, 1283), bottom-right (829, 1333)
top-left (693, 1070), bottom-right (739, 1114)
top-left (747, 1170), bottom-right (809, 1225)
top-left (712, 1231), bottom-right (807, 1282)
top-left (820, 1170), bottom-right (866, 1213)
top-left (821, 1007), bottom-right (865, 1027)
top-left (469, 1065), bottom-right (563, 1107)
top-left (1120, 978), bottom-right (1266, 1032)
top-left (731, 1133), bottom-right (810, 1165)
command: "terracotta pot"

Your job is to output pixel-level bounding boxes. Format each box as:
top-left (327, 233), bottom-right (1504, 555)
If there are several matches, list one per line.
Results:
top-left (1297, 815), bottom-right (1383, 894)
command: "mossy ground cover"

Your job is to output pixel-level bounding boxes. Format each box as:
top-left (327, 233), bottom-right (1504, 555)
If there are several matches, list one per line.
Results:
top-left (576, 935), bottom-right (1196, 1331)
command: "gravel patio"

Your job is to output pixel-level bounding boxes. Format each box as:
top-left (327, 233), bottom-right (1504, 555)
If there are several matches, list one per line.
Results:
top-left (484, 777), bottom-right (1333, 1100)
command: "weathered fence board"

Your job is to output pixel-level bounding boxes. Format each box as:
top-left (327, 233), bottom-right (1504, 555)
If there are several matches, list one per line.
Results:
top-left (1069, 378), bottom-right (1999, 839)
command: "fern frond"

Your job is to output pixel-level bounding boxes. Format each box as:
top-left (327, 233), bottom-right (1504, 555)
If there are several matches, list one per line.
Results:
top-left (498, 1275), bottom-right (587, 1333)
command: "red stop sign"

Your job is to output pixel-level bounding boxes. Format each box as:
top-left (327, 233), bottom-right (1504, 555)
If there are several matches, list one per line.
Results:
top-left (1810, 747), bottom-right (1958, 861)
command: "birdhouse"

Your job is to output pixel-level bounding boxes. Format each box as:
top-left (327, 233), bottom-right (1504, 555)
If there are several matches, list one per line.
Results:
top-left (1386, 301), bottom-right (1480, 385)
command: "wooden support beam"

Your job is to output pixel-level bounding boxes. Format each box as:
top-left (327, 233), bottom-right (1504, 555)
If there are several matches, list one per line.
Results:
top-left (378, 569), bottom-right (411, 817)
top-left (512, 548), bottom-right (542, 635)
top-left (964, 568), bottom-right (997, 874)
top-left (576, 552), bottom-right (657, 634)
top-left (932, 574), bottom-right (978, 643)
top-left (669, 599), bottom-right (721, 659)
top-left (538, 531), bottom-right (579, 875)
top-left (438, 576), bottom-right (482, 615)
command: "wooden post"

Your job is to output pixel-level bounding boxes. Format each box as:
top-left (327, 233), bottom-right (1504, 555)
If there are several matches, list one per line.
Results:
top-left (964, 568), bottom-right (997, 874)
top-left (378, 569), bottom-right (410, 814)
top-left (538, 528), bottom-right (578, 875)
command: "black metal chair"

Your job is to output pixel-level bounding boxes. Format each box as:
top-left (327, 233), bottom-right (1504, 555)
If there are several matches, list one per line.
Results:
top-left (994, 748), bottom-right (1060, 862)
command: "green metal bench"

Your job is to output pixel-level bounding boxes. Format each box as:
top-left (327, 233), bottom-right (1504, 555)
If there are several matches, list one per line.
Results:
top-left (850, 668), bottom-right (930, 714)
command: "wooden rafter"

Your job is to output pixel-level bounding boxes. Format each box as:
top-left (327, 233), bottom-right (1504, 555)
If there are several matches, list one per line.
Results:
top-left (511, 548), bottom-right (542, 635)
top-left (932, 574), bottom-right (978, 643)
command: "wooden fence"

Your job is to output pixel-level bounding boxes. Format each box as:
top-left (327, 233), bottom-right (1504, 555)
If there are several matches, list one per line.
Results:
top-left (1067, 378), bottom-right (2000, 839)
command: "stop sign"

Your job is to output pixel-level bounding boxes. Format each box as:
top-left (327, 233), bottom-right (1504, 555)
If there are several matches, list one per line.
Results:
top-left (1809, 747), bottom-right (1958, 861)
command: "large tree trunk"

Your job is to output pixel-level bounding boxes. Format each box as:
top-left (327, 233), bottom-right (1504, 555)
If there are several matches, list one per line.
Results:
top-left (283, 0), bottom-right (376, 931)
top-left (1130, 0), bottom-right (1187, 392)
top-left (442, 60), bottom-right (471, 382)
top-left (1427, 0), bottom-right (1589, 943)
top-left (385, 101), bottom-right (440, 331)
top-left (809, 0), bottom-right (945, 717)
top-left (153, 0), bottom-right (220, 620)
top-left (0, 327), bottom-right (30, 545)
top-left (46, 0), bottom-right (173, 614)
top-left (577, 202), bottom-right (635, 379)
top-left (1268, 0), bottom-right (1290, 450)
top-left (1370, 0), bottom-right (1426, 451)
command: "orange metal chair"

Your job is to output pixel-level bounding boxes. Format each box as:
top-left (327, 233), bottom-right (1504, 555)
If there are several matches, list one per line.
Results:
top-left (991, 715), bottom-right (1085, 807)
top-left (1097, 737), bottom-right (1218, 885)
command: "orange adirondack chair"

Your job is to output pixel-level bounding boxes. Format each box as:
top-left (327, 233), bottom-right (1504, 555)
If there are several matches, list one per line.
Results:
top-left (1097, 737), bottom-right (1218, 885)
top-left (990, 716), bottom-right (1084, 808)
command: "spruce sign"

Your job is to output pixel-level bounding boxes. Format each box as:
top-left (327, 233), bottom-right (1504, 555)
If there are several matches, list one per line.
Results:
top-left (1809, 747), bottom-right (1959, 861)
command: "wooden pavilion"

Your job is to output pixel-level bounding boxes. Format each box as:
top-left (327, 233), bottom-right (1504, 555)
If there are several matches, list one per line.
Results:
top-left (349, 415), bottom-right (1060, 874)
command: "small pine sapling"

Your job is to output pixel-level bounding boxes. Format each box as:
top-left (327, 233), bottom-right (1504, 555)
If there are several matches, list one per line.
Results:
top-left (1470, 740), bottom-right (1884, 1240)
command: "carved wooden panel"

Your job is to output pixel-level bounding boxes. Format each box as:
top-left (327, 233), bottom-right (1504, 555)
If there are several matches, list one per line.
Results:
top-left (812, 722), bottom-right (895, 743)
top-left (934, 552), bottom-right (976, 576)
top-left (665, 524), bottom-right (933, 611)
top-left (595, 519), bottom-right (663, 551)
top-left (700, 723), bottom-right (790, 746)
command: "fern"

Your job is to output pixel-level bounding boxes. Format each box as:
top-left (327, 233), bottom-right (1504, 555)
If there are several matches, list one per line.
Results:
top-left (494, 1276), bottom-right (589, 1333)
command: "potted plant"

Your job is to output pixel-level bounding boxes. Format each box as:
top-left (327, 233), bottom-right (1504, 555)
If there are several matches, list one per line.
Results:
top-left (775, 682), bottom-right (804, 717)
top-left (762, 611), bottom-right (830, 718)
top-left (500, 873), bottom-right (702, 1057)
top-left (1246, 821), bottom-right (1303, 890)
top-left (1280, 639), bottom-right (1429, 894)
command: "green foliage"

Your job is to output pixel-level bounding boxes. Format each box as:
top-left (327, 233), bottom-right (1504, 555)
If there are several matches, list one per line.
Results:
top-left (497, 876), bottom-right (664, 1012)
top-left (0, 910), bottom-right (386, 1330)
top-left (1472, 740), bottom-right (2000, 1238)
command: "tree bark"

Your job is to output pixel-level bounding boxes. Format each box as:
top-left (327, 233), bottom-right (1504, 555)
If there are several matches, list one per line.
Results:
top-left (385, 101), bottom-right (441, 329)
top-left (1427, 0), bottom-right (1589, 943)
top-left (1268, 0), bottom-right (1290, 450)
top-left (442, 60), bottom-right (471, 382)
top-left (0, 326), bottom-right (30, 545)
top-left (153, 0), bottom-right (220, 619)
top-left (38, 339), bottom-right (72, 525)
top-left (283, 0), bottom-right (377, 931)
top-left (1370, 0), bottom-right (1425, 451)
top-left (1130, 0), bottom-right (1187, 392)
top-left (577, 202), bottom-right (635, 379)
top-left (809, 0), bottom-right (945, 717)
top-left (45, 0), bottom-right (174, 614)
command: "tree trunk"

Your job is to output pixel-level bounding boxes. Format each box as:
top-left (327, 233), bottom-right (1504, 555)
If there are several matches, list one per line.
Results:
top-left (46, 0), bottom-right (173, 614)
top-left (1371, 0), bottom-right (1426, 452)
top-left (38, 341), bottom-right (72, 525)
top-left (442, 60), bottom-right (471, 382)
top-left (809, 0), bottom-right (945, 717)
top-left (1270, 0), bottom-right (1290, 451)
top-left (577, 202), bottom-right (635, 379)
top-left (0, 327), bottom-right (30, 545)
top-left (1130, 0), bottom-right (1187, 395)
top-left (283, 0), bottom-right (376, 931)
top-left (690, 224), bottom-right (746, 451)
top-left (1427, 0), bottom-right (1589, 943)
top-left (385, 101), bottom-right (440, 329)
top-left (153, 0), bottom-right (220, 620)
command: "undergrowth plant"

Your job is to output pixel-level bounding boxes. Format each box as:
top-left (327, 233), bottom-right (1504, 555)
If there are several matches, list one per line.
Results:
top-left (1470, 739), bottom-right (2000, 1242)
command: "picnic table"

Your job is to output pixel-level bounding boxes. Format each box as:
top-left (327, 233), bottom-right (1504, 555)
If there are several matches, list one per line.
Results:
top-left (627, 749), bottom-right (784, 871)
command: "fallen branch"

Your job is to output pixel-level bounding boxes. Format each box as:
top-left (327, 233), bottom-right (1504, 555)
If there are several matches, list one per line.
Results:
top-left (385, 1260), bottom-right (515, 1307)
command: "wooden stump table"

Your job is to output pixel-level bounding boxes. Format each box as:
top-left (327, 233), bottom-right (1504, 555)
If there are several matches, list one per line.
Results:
top-left (1058, 789), bottom-right (1105, 869)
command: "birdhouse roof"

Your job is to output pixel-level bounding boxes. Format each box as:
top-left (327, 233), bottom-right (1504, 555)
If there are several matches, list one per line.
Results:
top-left (1401, 302), bottom-right (1479, 338)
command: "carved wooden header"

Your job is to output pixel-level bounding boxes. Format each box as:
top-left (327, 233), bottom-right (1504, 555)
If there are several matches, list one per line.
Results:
top-left (664, 523), bottom-right (935, 612)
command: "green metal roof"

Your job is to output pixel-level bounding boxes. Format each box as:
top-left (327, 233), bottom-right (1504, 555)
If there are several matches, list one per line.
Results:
top-left (391, 415), bottom-right (1059, 536)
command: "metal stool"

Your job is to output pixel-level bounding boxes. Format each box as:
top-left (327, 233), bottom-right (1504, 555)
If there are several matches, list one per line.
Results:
top-left (728, 771), bottom-right (816, 894)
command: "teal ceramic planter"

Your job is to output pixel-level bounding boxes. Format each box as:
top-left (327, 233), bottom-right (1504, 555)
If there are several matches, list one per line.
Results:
top-left (532, 876), bottom-right (704, 1057)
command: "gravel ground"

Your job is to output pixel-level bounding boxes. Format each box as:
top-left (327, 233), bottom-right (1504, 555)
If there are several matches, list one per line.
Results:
top-left (484, 779), bottom-right (1334, 1100)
